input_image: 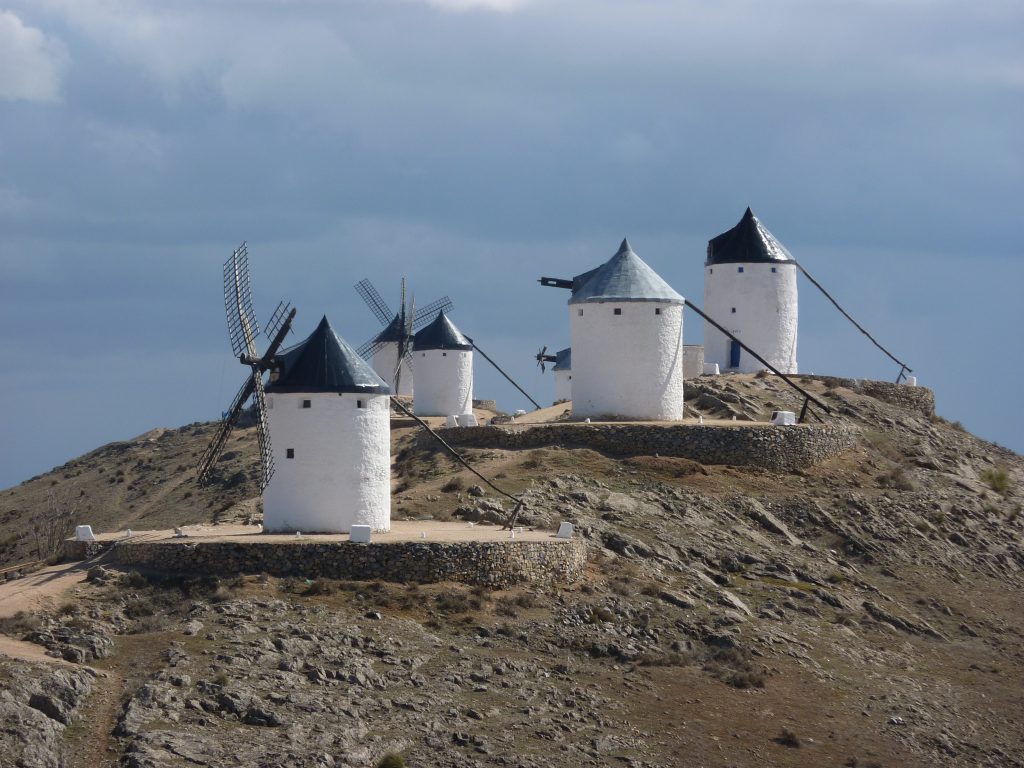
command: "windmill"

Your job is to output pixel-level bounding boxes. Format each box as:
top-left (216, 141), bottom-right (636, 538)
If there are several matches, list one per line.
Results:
top-left (535, 346), bottom-right (571, 404)
top-left (354, 278), bottom-right (453, 396)
top-left (196, 243), bottom-right (296, 491)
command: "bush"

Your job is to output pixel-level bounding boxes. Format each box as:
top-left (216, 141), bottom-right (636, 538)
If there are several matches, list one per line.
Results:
top-left (376, 754), bottom-right (406, 768)
top-left (775, 729), bottom-right (801, 748)
top-left (440, 477), bottom-right (465, 493)
top-left (980, 466), bottom-right (1010, 494)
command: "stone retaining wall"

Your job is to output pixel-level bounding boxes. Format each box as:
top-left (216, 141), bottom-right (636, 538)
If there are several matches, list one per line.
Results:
top-left (108, 538), bottom-right (586, 588)
top-left (809, 376), bottom-right (935, 417)
top-left (422, 422), bottom-right (857, 470)
top-left (63, 540), bottom-right (113, 561)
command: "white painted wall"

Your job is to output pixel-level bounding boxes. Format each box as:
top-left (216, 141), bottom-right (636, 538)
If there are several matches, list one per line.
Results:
top-left (554, 370), bottom-right (572, 403)
top-left (372, 342), bottom-right (413, 396)
top-left (703, 262), bottom-right (798, 374)
top-left (682, 345), bottom-right (705, 380)
top-left (570, 302), bottom-right (684, 420)
top-left (413, 349), bottom-right (473, 416)
top-left (262, 392), bottom-right (391, 533)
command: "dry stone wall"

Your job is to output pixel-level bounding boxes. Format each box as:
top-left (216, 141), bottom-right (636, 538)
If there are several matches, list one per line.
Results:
top-left (109, 538), bottom-right (586, 588)
top-left (423, 423), bottom-right (857, 471)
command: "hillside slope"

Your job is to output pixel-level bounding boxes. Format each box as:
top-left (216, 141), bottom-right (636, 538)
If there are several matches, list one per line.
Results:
top-left (0, 374), bottom-right (1021, 767)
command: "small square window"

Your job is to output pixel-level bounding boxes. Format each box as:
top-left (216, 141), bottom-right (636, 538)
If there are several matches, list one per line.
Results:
top-left (613, 308), bottom-right (622, 315)
top-left (357, 399), bottom-right (365, 409)
top-left (731, 307), bottom-right (736, 313)
top-left (654, 308), bottom-right (661, 315)
top-left (302, 399), bottom-right (311, 409)
top-left (286, 448), bottom-right (295, 459)
top-left (771, 267), bottom-right (777, 273)
top-left (577, 309), bottom-right (583, 317)
top-left (709, 268), bottom-right (713, 274)
top-left (442, 352), bottom-right (447, 356)
top-left (738, 267), bottom-right (744, 273)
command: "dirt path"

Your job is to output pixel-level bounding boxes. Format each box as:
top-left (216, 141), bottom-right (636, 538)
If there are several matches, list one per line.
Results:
top-left (0, 557), bottom-right (101, 664)
top-left (0, 560), bottom-right (96, 619)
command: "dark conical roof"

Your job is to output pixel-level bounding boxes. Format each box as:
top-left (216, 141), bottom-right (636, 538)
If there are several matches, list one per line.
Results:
top-left (553, 347), bottom-right (571, 372)
top-left (413, 311), bottom-right (473, 351)
top-left (267, 316), bottom-right (390, 394)
top-left (569, 238), bottom-right (683, 305)
top-left (706, 207), bottom-right (793, 265)
top-left (373, 312), bottom-right (408, 344)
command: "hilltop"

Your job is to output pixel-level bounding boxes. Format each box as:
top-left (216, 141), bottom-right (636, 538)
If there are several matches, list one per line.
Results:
top-left (0, 374), bottom-right (1022, 767)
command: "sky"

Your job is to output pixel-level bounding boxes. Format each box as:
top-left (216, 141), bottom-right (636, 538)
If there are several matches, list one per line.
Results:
top-left (0, 0), bottom-right (1021, 489)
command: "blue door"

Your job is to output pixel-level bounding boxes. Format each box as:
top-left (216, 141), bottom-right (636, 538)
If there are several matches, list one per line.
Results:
top-left (729, 340), bottom-right (741, 368)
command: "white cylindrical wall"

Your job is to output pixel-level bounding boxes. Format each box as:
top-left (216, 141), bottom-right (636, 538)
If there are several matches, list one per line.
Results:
top-left (372, 342), bottom-right (413, 396)
top-left (413, 349), bottom-right (473, 416)
top-left (262, 392), bottom-right (391, 533)
top-left (569, 302), bottom-right (684, 420)
top-left (554, 371), bottom-right (572, 403)
top-left (703, 262), bottom-right (798, 374)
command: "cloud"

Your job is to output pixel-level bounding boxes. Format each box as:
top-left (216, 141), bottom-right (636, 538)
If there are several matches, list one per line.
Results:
top-left (0, 11), bottom-right (68, 102)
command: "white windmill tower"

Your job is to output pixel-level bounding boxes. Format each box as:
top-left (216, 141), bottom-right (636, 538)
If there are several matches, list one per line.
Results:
top-left (542, 238), bottom-right (685, 420)
top-left (354, 278), bottom-right (454, 397)
top-left (412, 311), bottom-right (474, 417)
top-left (703, 207), bottom-right (798, 374)
top-left (198, 246), bottom-right (392, 534)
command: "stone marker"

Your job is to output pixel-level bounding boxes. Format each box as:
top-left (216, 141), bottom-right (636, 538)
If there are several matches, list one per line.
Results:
top-left (556, 522), bottom-right (574, 539)
top-left (75, 525), bottom-right (96, 542)
top-left (350, 525), bottom-right (372, 543)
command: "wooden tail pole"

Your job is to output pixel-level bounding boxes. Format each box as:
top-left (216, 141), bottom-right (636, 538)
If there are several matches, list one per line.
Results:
top-left (389, 398), bottom-right (526, 524)
top-left (471, 342), bottom-right (543, 411)
top-left (683, 299), bottom-right (831, 423)
top-left (792, 260), bottom-right (912, 382)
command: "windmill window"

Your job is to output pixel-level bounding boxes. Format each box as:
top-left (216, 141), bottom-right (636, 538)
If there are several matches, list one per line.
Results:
top-left (613, 308), bottom-right (622, 315)
top-left (654, 308), bottom-right (661, 315)
top-left (302, 399), bottom-right (311, 409)
top-left (731, 307), bottom-right (736, 314)
top-left (771, 267), bottom-right (777, 273)
top-left (442, 352), bottom-right (447, 356)
top-left (577, 309), bottom-right (583, 317)
top-left (709, 268), bottom-right (713, 274)
top-left (738, 267), bottom-right (744, 273)
top-left (357, 400), bottom-right (365, 409)
top-left (286, 449), bottom-right (295, 459)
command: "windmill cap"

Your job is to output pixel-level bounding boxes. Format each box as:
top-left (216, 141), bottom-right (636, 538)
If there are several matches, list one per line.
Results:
top-left (569, 238), bottom-right (683, 305)
top-left (413, 311), bottom-right (473, 351)
top-left (267, 315), bottom-right (390, 394)
top-left (706, 207), bottom-right (794, 265)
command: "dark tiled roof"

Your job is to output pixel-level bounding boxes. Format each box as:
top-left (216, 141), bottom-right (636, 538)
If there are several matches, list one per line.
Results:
top-left (706, 207), bottom-right (794, 265)
top-left (268, 316), bottom-right (390, 394)
top-left (412, 311), bottom-right (473, 351)
top-left (569, 239), bottom-right (683, 305)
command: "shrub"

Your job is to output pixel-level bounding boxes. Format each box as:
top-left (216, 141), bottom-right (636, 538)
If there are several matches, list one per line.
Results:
top-left (304, 579), bottom-right (336, 596)
top-left (440, 477), bottom-right (465, 493)
top-left (376, 754), bottom-right (406, 768)
top-left (775, 729), bottom-right (801, 748)
top-left (980, 466), bottom-right (1010, 494)
top-left (212, 671), bottom-right (229, 686)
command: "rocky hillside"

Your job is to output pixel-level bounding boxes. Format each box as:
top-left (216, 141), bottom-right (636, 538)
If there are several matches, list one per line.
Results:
top-left (1, 374), bottom-right (1022, 767)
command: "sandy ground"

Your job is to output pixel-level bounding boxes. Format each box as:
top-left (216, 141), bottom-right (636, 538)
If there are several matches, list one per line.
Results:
top-left (0, 558), bottom-right (99, 665)
top-left (89, 520), bottom-right (571, 545)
